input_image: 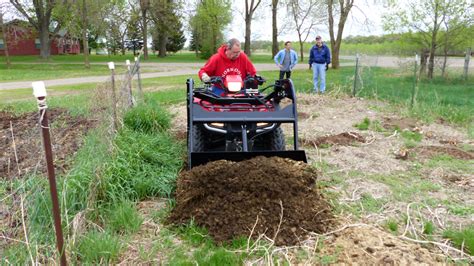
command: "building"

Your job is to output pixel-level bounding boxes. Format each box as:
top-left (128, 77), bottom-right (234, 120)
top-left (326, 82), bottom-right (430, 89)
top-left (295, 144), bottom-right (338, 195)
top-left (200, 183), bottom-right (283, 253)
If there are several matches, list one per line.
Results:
top-left (0, 19), bottom-right (80, 56)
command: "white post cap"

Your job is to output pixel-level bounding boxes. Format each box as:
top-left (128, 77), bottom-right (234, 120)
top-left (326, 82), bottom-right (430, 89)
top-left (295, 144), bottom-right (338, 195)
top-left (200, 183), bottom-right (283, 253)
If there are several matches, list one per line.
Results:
top-left (134, 57), bottom-right (138, 62)
top-left (108, 62), bottom-right (115, 70)
top-left (126, 59), bottom-right (131, 66)
top-left (32, 81), bottom-right (47, 98)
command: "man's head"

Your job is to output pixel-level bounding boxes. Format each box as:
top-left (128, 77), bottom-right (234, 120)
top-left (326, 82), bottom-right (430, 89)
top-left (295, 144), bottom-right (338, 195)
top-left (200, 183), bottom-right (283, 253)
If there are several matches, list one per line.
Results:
top-left (315, 35), bottom-right (322, 46)
top-left (284, 41), bottom-right (291, 50)
top-left (225, 38), bottom-right (241, 60)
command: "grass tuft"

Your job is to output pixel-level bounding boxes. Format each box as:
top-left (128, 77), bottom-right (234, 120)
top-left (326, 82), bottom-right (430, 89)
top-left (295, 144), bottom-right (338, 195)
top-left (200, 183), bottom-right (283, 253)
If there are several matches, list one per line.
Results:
top-left (123, 100), bottom-right (171, 133)
top-left (76, 231), bottom-right (123, 263)
top-left (443, 225), bottom-right (474, 255)
top-left (105, 200), bottom-right (143, 234)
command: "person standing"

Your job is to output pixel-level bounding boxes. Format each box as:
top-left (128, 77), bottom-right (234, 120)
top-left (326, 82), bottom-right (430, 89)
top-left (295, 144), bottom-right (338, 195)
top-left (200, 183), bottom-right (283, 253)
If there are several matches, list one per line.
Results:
top-left (309, 35), bottom-right (331, 94)
top-left (274, 41), bottom-right (298, 80)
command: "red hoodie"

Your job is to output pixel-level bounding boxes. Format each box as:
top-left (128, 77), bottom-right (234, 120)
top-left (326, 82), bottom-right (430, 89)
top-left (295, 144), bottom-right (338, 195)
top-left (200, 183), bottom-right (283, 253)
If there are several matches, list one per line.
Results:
top-left (198, 45), bottom-right (257, 84)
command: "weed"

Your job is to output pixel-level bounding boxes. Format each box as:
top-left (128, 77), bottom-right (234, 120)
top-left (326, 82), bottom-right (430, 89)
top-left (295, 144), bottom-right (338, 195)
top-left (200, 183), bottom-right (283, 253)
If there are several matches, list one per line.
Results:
top-left (123, 100), bottom-right (171, 133)
top-left (443, 225), bottom-right (474, 255)
top-left (104, 200), bottom-right (143, 234)
top-left (423, 221), bottom-right (435, 235)
top-left (353, 117), bottom-right (371, 130)
top-left (386, 219), bottom-right (399, 233)
top-left (76, 231), bottom-right (122, 263)
top-left (400, 130), bottom-right (423, 142)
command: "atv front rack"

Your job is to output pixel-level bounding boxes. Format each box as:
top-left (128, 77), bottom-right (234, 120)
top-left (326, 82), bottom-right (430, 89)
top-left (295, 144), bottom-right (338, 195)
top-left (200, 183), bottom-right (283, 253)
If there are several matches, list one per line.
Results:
top-left (186, 78), bottom-right (307, 169)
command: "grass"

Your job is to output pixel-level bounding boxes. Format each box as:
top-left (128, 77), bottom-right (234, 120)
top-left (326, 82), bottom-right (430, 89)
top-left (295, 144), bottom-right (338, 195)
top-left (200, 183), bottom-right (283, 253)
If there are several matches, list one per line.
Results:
top-left (443, 225), bottom-right (474, 256)
top-left (76, 231), bottom-right (123, 263)
top-left (105, 200), bottom-right (143, 234)
top-left (353, 117), bottom-right (371, 130)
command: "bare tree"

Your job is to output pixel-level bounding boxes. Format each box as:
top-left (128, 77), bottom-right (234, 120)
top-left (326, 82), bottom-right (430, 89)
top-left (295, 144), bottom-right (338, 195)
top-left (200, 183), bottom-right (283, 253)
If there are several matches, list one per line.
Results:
top-left (271, 0), bottom-right (279, 57)
top-left (9, 0), bottom-right (68, 59)
top-left (327, 0), bottom-right (354, 69)
top-left (244, 0), bottom-right (262, 56)
top-left (287, 0), bottom-right (325, 61)
top-left (0, 4), bottom-right (11, 67)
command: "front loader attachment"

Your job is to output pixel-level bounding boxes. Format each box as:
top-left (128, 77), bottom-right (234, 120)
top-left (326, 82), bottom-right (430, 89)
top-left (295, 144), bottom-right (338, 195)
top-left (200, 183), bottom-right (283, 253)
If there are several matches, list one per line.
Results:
top-left (186, 78), bottom-right (307, 169)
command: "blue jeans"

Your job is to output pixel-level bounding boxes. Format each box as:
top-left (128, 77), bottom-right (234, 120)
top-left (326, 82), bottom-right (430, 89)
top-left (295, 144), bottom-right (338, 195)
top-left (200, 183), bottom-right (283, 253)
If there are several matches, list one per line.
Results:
top-left (312, 63), bottom-right (326, 93)
top-left (210, 86), bottom-right (225, 96)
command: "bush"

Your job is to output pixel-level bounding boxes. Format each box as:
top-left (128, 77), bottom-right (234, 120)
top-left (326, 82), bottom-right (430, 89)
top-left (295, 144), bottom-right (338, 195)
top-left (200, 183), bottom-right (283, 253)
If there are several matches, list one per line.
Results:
top-left (123, 103), bottom-right (171, 134)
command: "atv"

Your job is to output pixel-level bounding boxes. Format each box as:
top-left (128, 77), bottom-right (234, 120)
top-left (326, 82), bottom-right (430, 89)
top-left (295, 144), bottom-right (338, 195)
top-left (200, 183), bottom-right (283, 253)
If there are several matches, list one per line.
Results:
top-left (186, 75), bottom-right (307, 169)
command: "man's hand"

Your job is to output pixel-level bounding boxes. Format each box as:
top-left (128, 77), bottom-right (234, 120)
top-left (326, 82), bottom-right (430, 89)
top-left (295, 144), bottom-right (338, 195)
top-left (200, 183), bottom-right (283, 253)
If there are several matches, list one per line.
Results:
top-left (201, 73), bottom-right (211, 83)
top-left (325, 63), bottom-right (329, 71)
top-left (309, 64), bottom-right (312, 70)
top-left (278, 64), bottom-right (283, 69)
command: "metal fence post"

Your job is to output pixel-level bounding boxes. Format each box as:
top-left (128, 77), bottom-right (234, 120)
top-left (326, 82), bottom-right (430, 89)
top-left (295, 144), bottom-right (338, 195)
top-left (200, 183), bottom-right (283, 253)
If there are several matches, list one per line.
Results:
top-left (108, 62), bottom-right (118, 131)
top-left (411, 54), bottom-right (419, 108)
top-left (135, 56), bottom-right (143, 100)
top-left (464, 48), bottom-right (471, 81)
top-left (125, 59), bottom-right (133, 107)
top-left (352, 53), bottom-right (360, 97)
top-left (32, 81), bottom-right (67, 266)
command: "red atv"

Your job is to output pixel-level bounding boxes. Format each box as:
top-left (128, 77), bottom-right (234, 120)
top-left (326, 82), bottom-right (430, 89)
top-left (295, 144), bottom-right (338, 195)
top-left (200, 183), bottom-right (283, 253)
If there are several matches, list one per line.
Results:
top-left (186, 75), bottom-right (306, 169)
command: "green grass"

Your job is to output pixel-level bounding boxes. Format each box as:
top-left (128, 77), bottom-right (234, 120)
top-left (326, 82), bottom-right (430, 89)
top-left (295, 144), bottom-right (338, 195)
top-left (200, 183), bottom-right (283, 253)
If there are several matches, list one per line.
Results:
top-left (385, 219), bottom-right (399, 233)
top-left (105, 200), bottom-right (143, 234)
top-left (76, 231), bottom-right (123, 263)
top-left (443, 225), bottom-right (474, 255)
top-left (353, 117), bottom-right (371, 130)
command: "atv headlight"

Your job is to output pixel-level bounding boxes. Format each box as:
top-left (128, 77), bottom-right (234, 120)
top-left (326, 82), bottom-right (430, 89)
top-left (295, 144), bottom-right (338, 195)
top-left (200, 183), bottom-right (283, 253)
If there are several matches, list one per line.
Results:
top-left (210, 122), bottom-right (225, 128)
top-left (228, 82), bottom-right (241, 92)
top-left (256, 122), bottom-right (270, 127)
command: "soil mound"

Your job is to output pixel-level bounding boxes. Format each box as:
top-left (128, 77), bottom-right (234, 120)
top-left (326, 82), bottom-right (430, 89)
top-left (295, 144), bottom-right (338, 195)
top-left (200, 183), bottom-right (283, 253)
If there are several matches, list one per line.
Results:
top-left (1, 109), bottom-right (96, 179)
top-left (413, 145), bottom-right (474, 160)
top-left (168, 156), bottom-right (334, 246)
top-left (300, 132), bottom-right (365, 148)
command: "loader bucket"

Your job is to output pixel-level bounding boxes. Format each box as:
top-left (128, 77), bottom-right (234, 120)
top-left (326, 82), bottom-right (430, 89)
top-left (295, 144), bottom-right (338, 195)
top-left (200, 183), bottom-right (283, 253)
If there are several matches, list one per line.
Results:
top-left (189, 150), bottom-right (307, 169)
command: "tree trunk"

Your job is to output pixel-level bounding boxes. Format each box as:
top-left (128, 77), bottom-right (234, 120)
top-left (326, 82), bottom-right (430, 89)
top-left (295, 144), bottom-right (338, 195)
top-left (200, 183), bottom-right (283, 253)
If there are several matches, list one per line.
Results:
top-left (271, 0), bottom-right (278, 58)
top-left (327, 0), bottom-right (353, 69)
top-left (0, 11), bottom-right (11, 68)
top-left (39, 20), bottom-right (51, 60)
top-left (158, 32), bottom-right (167, 57)
top-left (142, 9), bottom-right (148, 60)
top-left (244, 16), bottom-right (252, 56)
top-left (298, 35), bottom-right (304, 61)
top-left (427, 1), bottom-right (440, 79)
top-left (82, 0), bottom-right (90, 69)
top-left (420, 48), bottom-right (428, 76)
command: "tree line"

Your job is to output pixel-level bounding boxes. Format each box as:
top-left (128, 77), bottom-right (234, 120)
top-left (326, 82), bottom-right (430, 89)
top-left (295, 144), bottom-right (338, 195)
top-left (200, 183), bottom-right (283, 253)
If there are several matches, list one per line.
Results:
top-left (1, 0), bottom-right (472, 79)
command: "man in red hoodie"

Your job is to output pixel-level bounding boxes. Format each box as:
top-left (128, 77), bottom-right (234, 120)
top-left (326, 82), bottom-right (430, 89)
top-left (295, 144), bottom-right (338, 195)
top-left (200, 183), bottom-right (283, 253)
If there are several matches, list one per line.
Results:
top-left (198, 38), bottom-right (257, 95)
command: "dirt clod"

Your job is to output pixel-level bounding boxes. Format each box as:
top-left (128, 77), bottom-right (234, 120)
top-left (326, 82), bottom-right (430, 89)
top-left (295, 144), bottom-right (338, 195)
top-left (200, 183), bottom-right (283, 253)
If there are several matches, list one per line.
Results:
top-left (168, 156), bottom-right (334, 246)
top-left (300, 132), bottom-right (365, 148)
top-left (413, 145), bottom-right (474, 160)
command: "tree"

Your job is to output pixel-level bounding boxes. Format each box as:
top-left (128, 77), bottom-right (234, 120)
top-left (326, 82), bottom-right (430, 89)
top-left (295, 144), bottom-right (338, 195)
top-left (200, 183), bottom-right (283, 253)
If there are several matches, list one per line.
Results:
top-left (383, 0), bottom-right (472, 79)
top-left (271, 0), bottom-right (279, 57)
top-left (149, 0), bottom-right (183, 57)
top-left (0, 4), bottom-right (11, 67)
top-left (287, 0), bottom-right (325, 60)
top-left (190, 0), bottom-right (231, 59)
top-left (9, 0), bottom-right (69, 59)
top-left (139, 0), bottom-right (150, 59)
top-left (244, 0), bottom-right (262, 56)
top-left (327, 0), bottom-right (354, 69)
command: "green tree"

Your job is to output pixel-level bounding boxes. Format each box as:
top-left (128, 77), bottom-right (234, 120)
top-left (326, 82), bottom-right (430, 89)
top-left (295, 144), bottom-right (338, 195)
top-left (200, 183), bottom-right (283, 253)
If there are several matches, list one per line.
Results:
top-left (384, 0), bottom-right (472, 79)
top-left (190, 0), bottom-right (231, 59)
top-left (9, 0), bottom-right (71, 59)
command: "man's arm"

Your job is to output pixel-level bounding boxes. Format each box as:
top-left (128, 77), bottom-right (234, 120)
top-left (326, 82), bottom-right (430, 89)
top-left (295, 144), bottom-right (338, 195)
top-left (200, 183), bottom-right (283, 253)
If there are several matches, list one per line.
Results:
top-left (274, 51), bottom-right (281, 65)
top-left (291, 50), bottom-right (298, 69)
top-left (198, 55), bottom-right (216, 80)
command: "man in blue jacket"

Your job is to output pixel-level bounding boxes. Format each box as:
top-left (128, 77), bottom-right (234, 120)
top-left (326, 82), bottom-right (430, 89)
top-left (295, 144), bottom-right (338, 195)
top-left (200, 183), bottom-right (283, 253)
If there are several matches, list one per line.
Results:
top-left (309, 36), bottom-right (331, 93)
top-left (274, 41), bottom-right (298, 80)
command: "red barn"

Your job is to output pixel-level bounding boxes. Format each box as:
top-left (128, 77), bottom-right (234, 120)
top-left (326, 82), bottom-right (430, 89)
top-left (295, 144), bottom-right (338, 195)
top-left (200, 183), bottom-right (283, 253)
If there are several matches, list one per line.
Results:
top-left (0, 19), bottom-right (80, 56)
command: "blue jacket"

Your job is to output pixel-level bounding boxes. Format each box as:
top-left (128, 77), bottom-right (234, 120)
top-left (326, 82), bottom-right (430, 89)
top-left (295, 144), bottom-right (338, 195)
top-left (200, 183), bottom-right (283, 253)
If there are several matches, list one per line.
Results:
top-left (309, 44), bottom-right (331, 65)
top-left (274, 49), bottom-right (298, 70)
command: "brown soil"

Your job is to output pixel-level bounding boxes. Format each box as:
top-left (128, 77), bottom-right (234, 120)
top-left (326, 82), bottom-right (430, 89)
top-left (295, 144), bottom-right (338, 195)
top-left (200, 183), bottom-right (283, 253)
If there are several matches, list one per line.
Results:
top-left (168, 156), bottom-right (334, 246)
top-left (383, 117), bottom-right (419, 131)
top-left (300, 132), bottom-right (365, 148)
top-left (412, 145), bottom-right (474, 160)
top-left (0, 109), bottom-right (96, 179)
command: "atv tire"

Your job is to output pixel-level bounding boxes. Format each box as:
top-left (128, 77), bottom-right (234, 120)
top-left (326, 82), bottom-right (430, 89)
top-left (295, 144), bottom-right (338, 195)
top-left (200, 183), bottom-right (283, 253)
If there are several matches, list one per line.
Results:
top-left (190, 125), bottom-right (206, 152)
top-left (255, 127), bottom-right (286, 151)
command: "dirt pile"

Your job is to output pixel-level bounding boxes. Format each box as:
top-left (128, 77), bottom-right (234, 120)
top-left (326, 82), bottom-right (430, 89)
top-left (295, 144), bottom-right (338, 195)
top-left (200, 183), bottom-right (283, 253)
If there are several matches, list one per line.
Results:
top-left (413, 145), bottom-right (474, 160)
top-left (169, 156), bottom-right (334, 246)
top-left (0, 109), bottom-right (96, 179)
top-left (300, 132), bottom-right (365, 148)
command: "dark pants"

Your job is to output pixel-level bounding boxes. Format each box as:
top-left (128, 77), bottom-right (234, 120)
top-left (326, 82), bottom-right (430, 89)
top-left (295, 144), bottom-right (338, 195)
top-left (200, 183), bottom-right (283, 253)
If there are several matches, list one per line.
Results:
top-left (279, 71), bottom-right (291, 80)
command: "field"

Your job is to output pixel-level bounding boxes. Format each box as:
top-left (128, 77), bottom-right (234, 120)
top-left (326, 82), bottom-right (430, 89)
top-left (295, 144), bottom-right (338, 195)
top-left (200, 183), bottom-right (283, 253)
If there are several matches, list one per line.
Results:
top-left (1, 63), bottom-right (473, 264)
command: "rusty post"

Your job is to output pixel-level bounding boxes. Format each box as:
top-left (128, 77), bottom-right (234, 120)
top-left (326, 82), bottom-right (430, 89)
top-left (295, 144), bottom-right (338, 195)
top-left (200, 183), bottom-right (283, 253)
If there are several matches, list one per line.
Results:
top-left (108, 62), bottom-right (119, 131)
top-left (32, 81), bottom-right (67, 266)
